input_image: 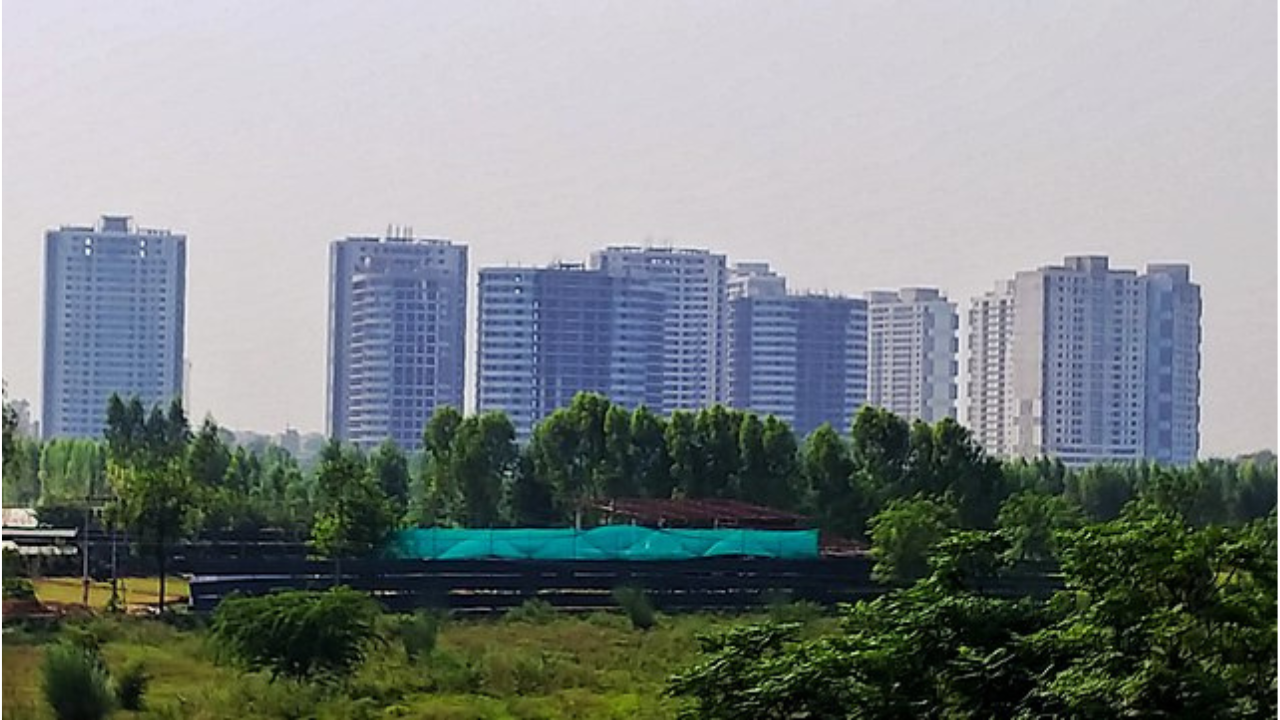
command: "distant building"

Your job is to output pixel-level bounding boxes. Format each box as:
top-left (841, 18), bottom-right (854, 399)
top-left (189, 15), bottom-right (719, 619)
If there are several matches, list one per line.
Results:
top-left (42, 216), bottom-right (186, 439)
top-left (729, 287), bottom-right (868, 438)
top-left (967, 256), bottom-right (1201, 466)
top-left (728, 261), bottom-right (786, 300)
top-left (866, 288), bottom-right (958, 423)
top-left (591, 246), bottom-right (729, 413)
top-left (326, 232), bottom-right (467, 450)
top-left (477, 264), bottom-right (665, 439)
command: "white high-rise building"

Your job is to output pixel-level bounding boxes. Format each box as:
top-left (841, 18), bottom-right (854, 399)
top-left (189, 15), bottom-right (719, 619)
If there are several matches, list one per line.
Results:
top-left (591, 246), bottom-right (728, 413)
top-left (42, 216), bottom-right (186, 439)
top-left (967, 281), bottom-right (1015, 456)
top-left (327, 232), bottom-right (467, 450)
top-left (866, 288), bottom-right (958, 423)
top-left (967, 256), bottom-right (1201, 466)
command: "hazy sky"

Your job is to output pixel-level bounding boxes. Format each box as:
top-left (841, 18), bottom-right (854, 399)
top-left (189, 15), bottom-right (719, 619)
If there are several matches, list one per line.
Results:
top-left (4, 1), bottom-right (1275, 454)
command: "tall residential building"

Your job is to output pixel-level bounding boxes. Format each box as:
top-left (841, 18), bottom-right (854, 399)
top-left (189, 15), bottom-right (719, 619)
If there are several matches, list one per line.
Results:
top-left (477, 264), bottom-right (664, 438)
top-left (966, 256), bottom-right (1201, 466)
top-left (729, 290), bottom-right (868, 437)
top-left (326, 232), bottom-right (467, 450)
top-left (866, 288), bottom-right (958, 423)
top-left (967, 281), bottom-right (1015, 456)
top-left (590, 246), bottom-right (728, 413)
top-left (42, 216), bottom-right (186, 439)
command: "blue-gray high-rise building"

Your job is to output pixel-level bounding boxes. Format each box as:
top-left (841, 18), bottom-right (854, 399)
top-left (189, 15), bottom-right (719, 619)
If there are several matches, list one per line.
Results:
top-left (42, 216), bottom-right (187, 439)
top-left (477, 263), bottom-right (664, 438)
top-left (728, 266), bottom-right (868, 438)
top-left (327, 232), bottom-right (467, 450)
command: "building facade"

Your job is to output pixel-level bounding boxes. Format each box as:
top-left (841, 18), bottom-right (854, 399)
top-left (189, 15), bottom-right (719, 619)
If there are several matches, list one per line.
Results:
top-left (866, 288), bottom-right (958, 423)
top-left (42, 216), bottom-right (186, 439)
top-left (967, 281), bottom-right (1015, 456)
top-left (967, 256), bottom-right (1201, 466)
top-left (326, 233), bottom-right (467, 450)
top-left (729, 291), bottom-right (867, 437)
top-left (477, 264), bottom-right (664, 438)
top-left (590, 246), bottom-right (728, 413)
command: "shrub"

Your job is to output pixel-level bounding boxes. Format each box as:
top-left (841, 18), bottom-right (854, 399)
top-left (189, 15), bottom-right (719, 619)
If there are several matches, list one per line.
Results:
top-left (504, 597), bottom-right (557, 624)
top-left (209, 587), bottom-right (381, 680)
top-left (3, 575), bottom-right (36, 600)
top-left (115, 659), bottom-right (149, 711)
top-left (384, 609), bottom-right (444, 661)
top-left (612, 586), bottom-right (656, 631)
top-left (40, 642), bottom-right (115, 720)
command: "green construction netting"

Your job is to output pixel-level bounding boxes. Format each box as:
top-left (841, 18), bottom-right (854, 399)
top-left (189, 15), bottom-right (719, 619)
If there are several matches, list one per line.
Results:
top-left (383, 526), bottom-right (819, 561)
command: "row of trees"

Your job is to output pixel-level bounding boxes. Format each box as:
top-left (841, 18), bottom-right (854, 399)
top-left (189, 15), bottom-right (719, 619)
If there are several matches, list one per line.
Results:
top-left (3, 392), bottom-right (1276, 568)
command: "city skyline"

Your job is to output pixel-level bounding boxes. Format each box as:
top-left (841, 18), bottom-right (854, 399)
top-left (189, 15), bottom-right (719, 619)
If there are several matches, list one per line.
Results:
top-left (4, 1), bottom-right (1274, 454)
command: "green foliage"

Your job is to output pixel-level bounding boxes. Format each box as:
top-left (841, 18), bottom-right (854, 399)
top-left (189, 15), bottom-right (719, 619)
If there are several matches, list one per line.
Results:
top-left (383, 609), bottom-right (444, 661)
top-left (996, 490), bottom-right (1084, 561)
top-left (310, 440), bottom-right (394, 559)
top-left (612, 586), bottom-right (657, 631)
top-left (40, 642), bottom-right (115, 720)
top-left (505, 597), bottom-right (558, 624)
top-left (209, 587), bottom-right (382, 680)
top-left (114, 659), bottom-right (149, 711)
top-left (867, 495), bottom-right (958, 582)
top-left (670, 511), bottom-right (1278, 719)
top-left (4, 575), bottom-right (36, 600)
top-left (369, 439), bottom-right (411, 522)
top-left (801, 423), bottom-right (858, 536)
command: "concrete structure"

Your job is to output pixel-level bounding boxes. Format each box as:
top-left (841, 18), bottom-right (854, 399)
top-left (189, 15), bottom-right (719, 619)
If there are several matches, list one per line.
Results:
top-left (42, 216), bottom-right (186, 439)
top-left (477, 264), bottom-right (664, 438)
top-left (729, 291), bottom-right (868, 437)
top-left (728, 262), bottom-right (786, 300)
top-left (326, 232), bottom-right (467, 449)
top-left (866, 288), bottom-right (958, 423)
top-left (591, 246), bottom-right (728, 413)
top-left (967, 256), bottom-right (1201, 466)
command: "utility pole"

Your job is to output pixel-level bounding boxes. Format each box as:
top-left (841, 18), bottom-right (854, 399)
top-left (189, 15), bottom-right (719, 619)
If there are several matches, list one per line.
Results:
top-left (81, 496), bottom-right (91, 605)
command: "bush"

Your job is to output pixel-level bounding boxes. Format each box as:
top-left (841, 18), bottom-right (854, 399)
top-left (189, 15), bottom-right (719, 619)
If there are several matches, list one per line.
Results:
top-left (209, 587), bottom-right (381, 680)
top-left (115, 659), bottom-right (149, 711)
top-left (765, 598), bottom-right (825, 625)
top-left (612, 586), bottom-right (656, 631)
top-left (40, 642), bottom-right (115, 720)
top-left (504, 598), bottom-right (557, 624)
top-left (3, 575), bottom-right (36, 600)
top-left (384, 609), bottom-right (444, 661)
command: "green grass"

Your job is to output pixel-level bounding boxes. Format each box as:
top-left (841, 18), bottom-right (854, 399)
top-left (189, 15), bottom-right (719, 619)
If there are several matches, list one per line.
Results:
top-left (31, 576), bottom-right (189, 609)
top-left (2, 606), bottom-right (836, 719)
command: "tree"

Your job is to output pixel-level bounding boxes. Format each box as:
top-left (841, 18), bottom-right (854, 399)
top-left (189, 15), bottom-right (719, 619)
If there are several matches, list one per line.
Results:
top-left (187, 417), bottom-right (231, 489)
top-left (209, 587), bottom-right (381, 680)
top-left (310, 440), bottom-right (394, 572)
top-left (109, 456), bottom-right (197, 612)
top-left (850, 406), bottom-right (912, 513)
top-left (866, 496), bottom-right (958, 583)
top-left (419, 406), bottom-right (464, 524)
top-left (801, 424), bottom-right (858, 535)
top-left (666, 411), bottom-right (699, 499)
top-left (735, 413), bottom-right (769, 501)
top-left (452, 413), bottom-right (517, 526)
top-left (630, 406), bottom-right (672, 499)
top-left (691, 406), bottom-right (742, 498)
top-left (760, 416), bottom-right (800, 510)
top-left (1065, 464), bottom-right (1136, 521)
top-left (369, 440), bottom-right (411, 522)
top-left (527, 394), bottom-right (611, 522)
top-left (601, 404), bottom-right (636, 497)
top-left (995, 490), bottom-right (1084, 562)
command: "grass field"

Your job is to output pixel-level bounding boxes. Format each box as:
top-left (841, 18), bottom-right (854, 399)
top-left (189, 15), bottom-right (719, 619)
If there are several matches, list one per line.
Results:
top-left (1, 603), bottom-right (832, 719)
top-left (30, 576), bottom-right (189, 609)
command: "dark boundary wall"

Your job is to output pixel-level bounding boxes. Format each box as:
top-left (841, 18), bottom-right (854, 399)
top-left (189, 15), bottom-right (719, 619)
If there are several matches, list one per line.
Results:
top-left (188, 557), bottom-right (1063, 614)
top-left (189, 557), bottom-right (883, 614)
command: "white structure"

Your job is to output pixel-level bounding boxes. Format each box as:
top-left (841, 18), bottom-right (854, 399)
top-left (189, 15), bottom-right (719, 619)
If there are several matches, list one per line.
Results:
top-left (967, 256), bottom-right (1201, 466)
top-left (42, 216), bottom-right (186, 439)
top-left (728, 261), bottom-right (786, 300)
top-left (967, 281), bottom-right (1016, 456)
top-left (591, 246), bottom-right (728, 413)
top-left (866, 288), bottom-right (958, 423)
top-left (327, 232), bottom-right (467, 449)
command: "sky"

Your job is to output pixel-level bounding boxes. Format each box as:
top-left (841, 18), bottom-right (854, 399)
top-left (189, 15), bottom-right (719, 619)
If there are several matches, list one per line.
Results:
top-left (3, 0), bottom-right (1275, 455)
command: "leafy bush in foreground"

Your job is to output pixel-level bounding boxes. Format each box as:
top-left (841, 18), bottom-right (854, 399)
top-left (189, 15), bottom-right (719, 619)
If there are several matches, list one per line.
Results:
top-left (612, 586), bottom-right (656, 631)
top-left (114, 659), bottom-right (150, 711)
top-left (40, 642), bottom-right (115, 720)
top-left (209, 587), bottom-right (381, 680)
